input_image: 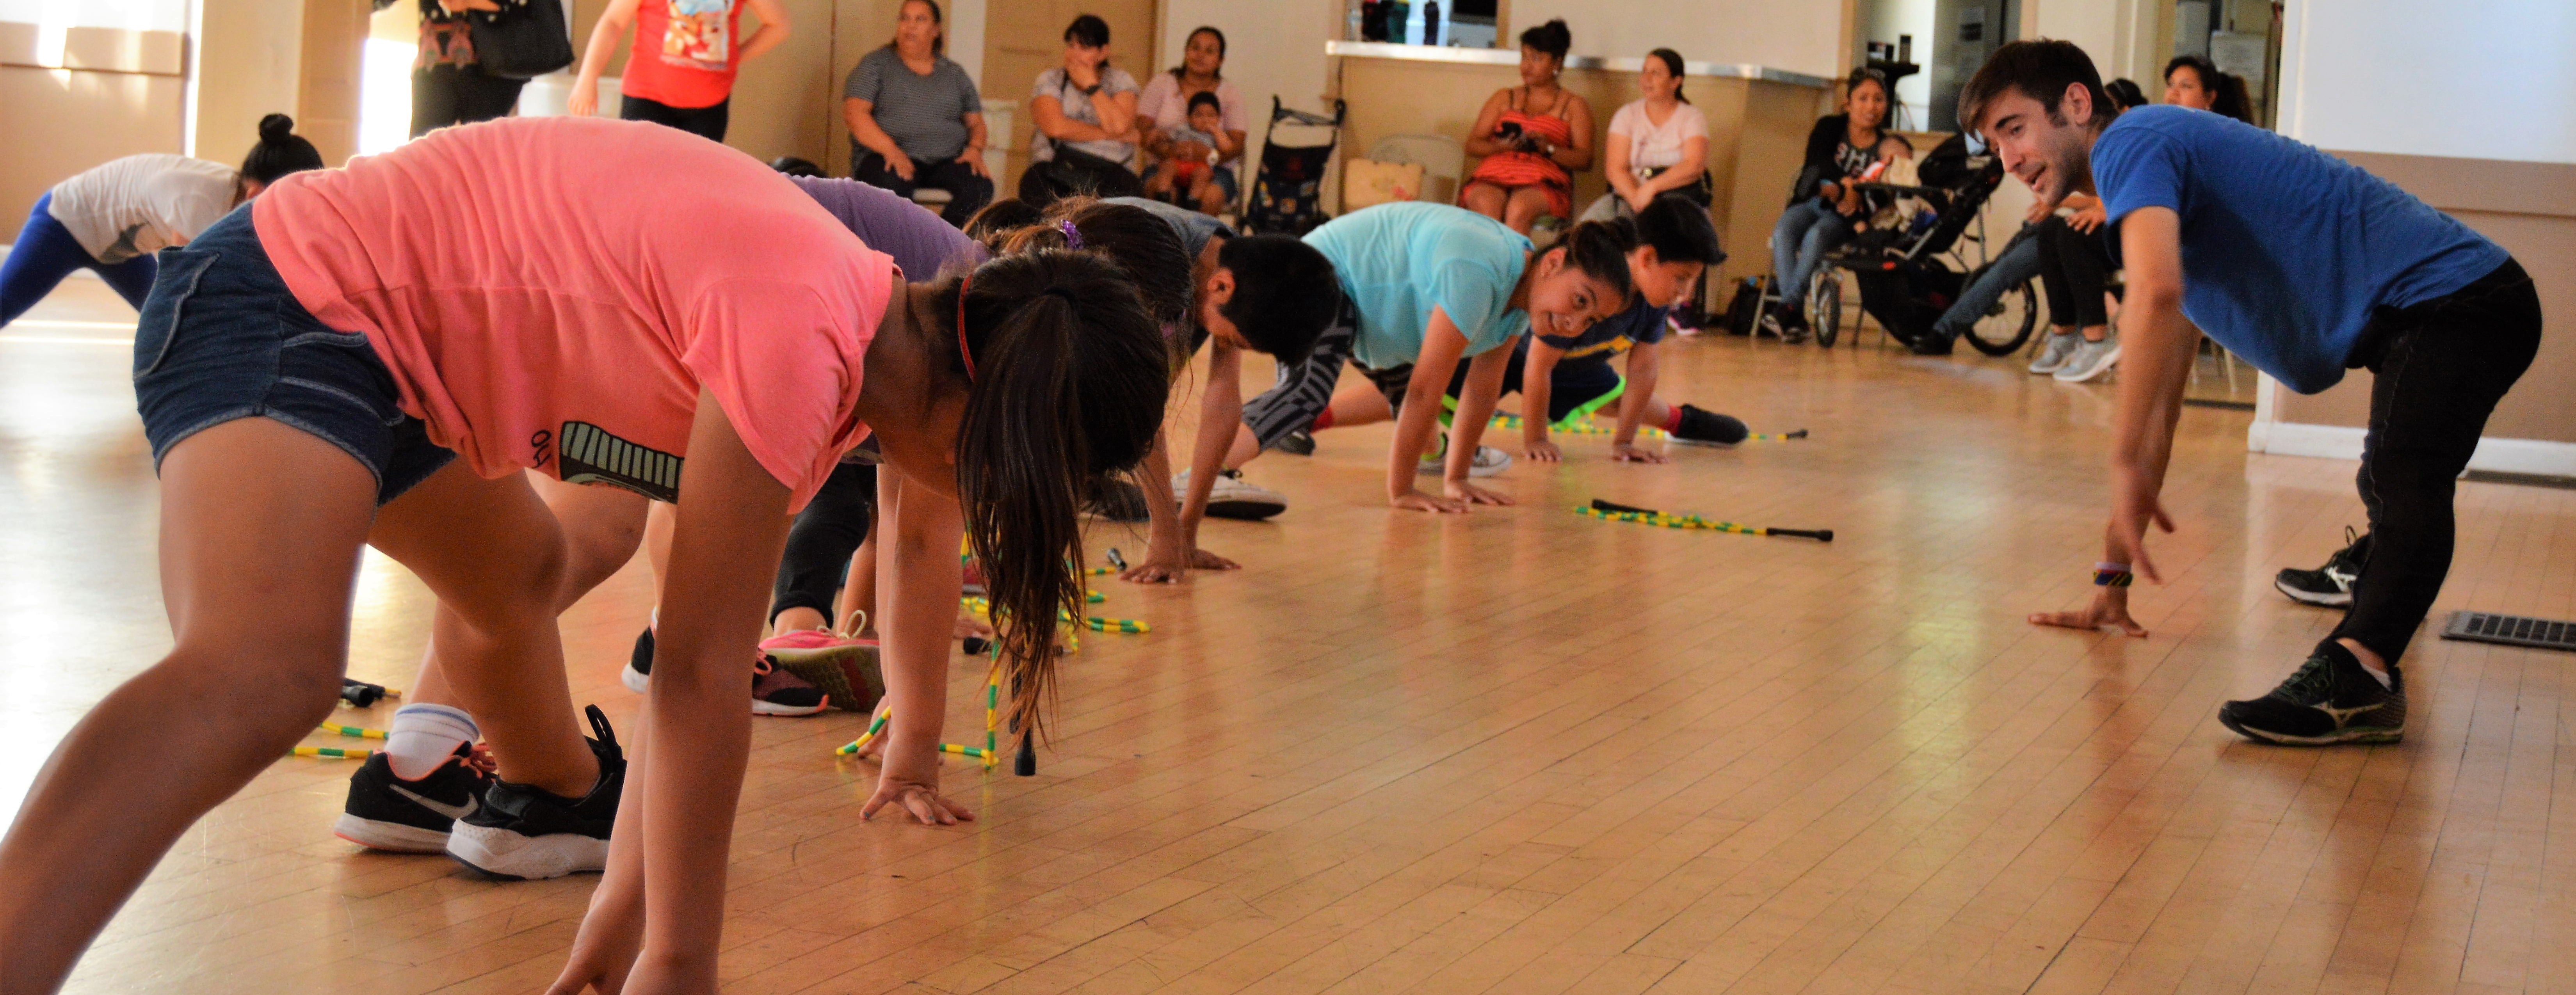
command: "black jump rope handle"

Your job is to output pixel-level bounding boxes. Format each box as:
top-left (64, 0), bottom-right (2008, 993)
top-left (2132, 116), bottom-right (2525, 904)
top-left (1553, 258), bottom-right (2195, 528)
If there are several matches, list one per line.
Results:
top-left (339, 678), bottom-right (388, 708)
top-left (1590, 499), bottom-right (1833, 542)
top-left (1010, 674), bottom-right (1036, 776)
top-left (1771, 528), bottom-right (1836, 542)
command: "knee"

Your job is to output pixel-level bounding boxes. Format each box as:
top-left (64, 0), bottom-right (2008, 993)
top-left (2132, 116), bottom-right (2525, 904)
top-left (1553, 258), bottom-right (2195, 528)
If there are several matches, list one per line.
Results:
top-left (156, 644), bottom-right (344, 734)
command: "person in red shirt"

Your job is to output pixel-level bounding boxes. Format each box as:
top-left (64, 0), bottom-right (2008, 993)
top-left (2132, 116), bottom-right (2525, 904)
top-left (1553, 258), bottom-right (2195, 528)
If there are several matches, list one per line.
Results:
top-left (569, 0), bottom-right (792, 140)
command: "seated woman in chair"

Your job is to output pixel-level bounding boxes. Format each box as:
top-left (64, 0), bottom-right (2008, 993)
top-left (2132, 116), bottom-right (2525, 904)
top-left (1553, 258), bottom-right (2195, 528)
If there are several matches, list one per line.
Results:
top-left (1459, 19), bottom-right (1593, 235)
top-left (1765, 67), bottom-right (1890, 343)
top-left (843, 0), bottom-right (992, 226)
top-left (1581, 48), bottom-right (1708, 223)
top-left (1021, 14), bottom-right (1142, 206)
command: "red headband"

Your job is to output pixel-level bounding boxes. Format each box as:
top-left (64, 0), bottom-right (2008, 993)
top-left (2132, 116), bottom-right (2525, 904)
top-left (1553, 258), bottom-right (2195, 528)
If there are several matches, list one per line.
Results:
top-left (955, 274), bottom-right (976, 382)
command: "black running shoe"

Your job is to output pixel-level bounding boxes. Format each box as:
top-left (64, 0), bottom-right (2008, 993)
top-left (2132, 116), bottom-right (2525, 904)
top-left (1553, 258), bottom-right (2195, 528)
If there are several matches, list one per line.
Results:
top-left (622, 624), bottom-right (654, 693)
top-left (1668, 404), bottom-right (1749, 447)
top-left (2275, 527), bottom-right (2369, 608)
top-left (1907, 333), bottom-right (1955, 356)
top-left (1271, 430), bottom-right (1316, 456)
top-left (447, 705), bottom-right (626, 879)
top-left (2217, 641), bottom-right (2405, 746)
top-left (335, 741), bottom-right (491, 853)
top-left (1084, 477), bottom-right (1152, 522)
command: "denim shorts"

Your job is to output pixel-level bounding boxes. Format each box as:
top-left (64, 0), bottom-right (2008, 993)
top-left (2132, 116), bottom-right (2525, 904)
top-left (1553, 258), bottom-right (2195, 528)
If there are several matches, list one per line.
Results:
top-left (133, 208), bottom-right (455, 505)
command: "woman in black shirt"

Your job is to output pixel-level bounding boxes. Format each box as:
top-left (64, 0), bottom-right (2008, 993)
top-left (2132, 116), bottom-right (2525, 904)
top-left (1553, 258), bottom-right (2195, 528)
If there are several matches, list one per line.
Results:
top-left (1765, 68), bottom-right (1890, 341)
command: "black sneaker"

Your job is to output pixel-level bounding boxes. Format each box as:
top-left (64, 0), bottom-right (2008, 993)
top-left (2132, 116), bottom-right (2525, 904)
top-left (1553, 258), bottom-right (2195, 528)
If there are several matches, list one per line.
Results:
top-left (2217, 641), bottom-right (2405, 746)
top-left (621, 624), bottom-right (654, 693)
top-left (1667, 404), bottom-right (1749, 447)
top-left (334, 741), bottom-right (492, 853)
top-left (2275, 527), bottom-right (2369, 608)
top-left (1271, 430), bottom-right (1316, 456)
top-left (447, 704), bottom-right (626, 879)
top-left (1907, 332), bottom-right (1955, 356)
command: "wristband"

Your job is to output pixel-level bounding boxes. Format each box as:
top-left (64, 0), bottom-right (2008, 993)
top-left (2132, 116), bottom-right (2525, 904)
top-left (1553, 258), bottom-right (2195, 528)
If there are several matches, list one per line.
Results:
top-left (2093, 561), bottom-right (2133, 587)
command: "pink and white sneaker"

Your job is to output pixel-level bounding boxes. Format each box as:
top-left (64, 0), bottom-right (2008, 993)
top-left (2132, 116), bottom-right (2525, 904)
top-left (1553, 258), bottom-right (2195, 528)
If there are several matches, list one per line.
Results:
top-left (750, 656), bottom-right (829, 717)
top-left (758, 619), bottom-right (883, 714)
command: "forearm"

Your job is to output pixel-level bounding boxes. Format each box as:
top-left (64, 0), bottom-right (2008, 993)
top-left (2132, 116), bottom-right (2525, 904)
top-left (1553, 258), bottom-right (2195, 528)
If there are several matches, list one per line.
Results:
top-left (1614, 360), bottom-right (1658, 443)
top-left (574, 14), bottom-right (628, 83)
top-left (964, 117), bottom-right (987, 155)
top-left (1519, 365), bottom-right (1554, 447)
top-left (1094, 97), bottom-right (1137, 137)
top-left (737, 21), bottom-right (787, 63)
top-left (877, 478), bottom-right (961, 751)
top-left (1386, 388), bottom-right (1446, 498)
top-left (1181, 369), bottom-right (1240, 543)
top-left (843, 107), bottom-right (906, 160)
top-left (1447, 347), bottom-right (1511, 480)
top-left (2106, 290), bottom-right (2193, 540)
top-left (1139, 427), bottom-right (1184, 548)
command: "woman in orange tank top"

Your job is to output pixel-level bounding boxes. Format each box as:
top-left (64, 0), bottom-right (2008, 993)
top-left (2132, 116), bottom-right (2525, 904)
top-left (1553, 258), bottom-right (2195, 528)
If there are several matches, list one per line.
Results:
top-left (1460, 19), bottom-right (1594, 234)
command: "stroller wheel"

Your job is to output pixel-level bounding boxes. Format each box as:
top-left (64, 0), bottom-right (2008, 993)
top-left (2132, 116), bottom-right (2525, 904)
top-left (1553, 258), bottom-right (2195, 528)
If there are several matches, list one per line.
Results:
top-left (1962, 277), bottom-right (2041, 357)
top-left (1807, 274), bottom-right (1843, 348)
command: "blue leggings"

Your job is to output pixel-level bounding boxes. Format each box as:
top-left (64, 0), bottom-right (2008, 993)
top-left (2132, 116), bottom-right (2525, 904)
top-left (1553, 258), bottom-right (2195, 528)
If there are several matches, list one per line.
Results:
top-left (1768, 197), bottom-right (1854, 311)
top-left (2, 193), bottom-right (158, 327)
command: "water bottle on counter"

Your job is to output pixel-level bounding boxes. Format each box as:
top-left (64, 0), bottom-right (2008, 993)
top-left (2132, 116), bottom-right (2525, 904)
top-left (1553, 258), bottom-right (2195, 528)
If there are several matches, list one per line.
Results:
top-left (1425, 0), bottom-right (1441, 45)
top-left (1346, 0), bottom-right (1364, 41)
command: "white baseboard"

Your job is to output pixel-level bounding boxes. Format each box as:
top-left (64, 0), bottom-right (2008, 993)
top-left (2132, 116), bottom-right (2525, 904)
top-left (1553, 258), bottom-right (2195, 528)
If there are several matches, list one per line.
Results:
top-left (2250, 420), bottom-right (2576, 476)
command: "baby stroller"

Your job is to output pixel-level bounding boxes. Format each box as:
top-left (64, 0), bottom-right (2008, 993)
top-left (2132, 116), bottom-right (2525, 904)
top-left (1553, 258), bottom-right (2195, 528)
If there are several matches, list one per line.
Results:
top-left (1239, 96), bottom-right (1346, 236)
top-left (1813, 133), bottom-right (2032, 352)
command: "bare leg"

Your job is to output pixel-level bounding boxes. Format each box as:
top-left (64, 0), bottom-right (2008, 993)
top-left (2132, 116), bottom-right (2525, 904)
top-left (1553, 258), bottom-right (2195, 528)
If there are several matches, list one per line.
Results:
top-left (645, 501), bottom-right (675, 601)
top-left (1502, 187), bottom-right (1553, 235)
top-left (0, 418), bottom-right (377, 992)
top-left (1460, 181), bottom-right (1508, 222)
top-left (1318, 382), bottom-right (1395, 430)
top-left (840, 531), bottom-right (879, 634)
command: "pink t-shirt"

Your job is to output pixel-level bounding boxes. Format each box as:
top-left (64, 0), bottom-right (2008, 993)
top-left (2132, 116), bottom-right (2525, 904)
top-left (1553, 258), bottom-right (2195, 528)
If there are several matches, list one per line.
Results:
top-left (252, 117), bottom-right (893, 511)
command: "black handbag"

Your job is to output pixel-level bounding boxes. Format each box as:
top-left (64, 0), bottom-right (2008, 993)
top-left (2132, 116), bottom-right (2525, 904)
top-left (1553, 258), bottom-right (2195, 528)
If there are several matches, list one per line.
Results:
top-left (469, 0), bottom-right (574, 80)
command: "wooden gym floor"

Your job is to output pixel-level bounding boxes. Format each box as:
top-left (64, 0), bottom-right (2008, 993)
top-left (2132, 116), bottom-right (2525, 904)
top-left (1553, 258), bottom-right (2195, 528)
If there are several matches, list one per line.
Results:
top-left (5, 275), bottom-right (2573, 995)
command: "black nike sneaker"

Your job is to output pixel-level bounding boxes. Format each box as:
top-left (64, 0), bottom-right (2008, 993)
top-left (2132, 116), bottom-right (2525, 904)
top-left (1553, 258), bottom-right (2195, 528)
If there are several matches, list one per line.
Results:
top-left (447, 704), bottom-right (627, 879)
top-left (2217, 640), bottom-right (2405, 746)
top-left (2275, 527), bottom-right (2369, 608)
top-left (1271, 430), bottom-right (1317, 456)
top-left (1667, 404), bottom-right (1750, 447)
top-left (334, 741), bottom-right (492, 853)
top-left (622, 623), bottom-right (655, 693)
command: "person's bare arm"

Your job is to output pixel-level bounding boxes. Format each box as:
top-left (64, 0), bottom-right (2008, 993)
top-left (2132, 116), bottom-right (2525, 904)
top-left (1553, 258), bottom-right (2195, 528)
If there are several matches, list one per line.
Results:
top-left (1098, 89), bottom-right (1141, 141)
top-left (1603, 131), bottom-right (1638, 202)
top-left (863, 469), bottom-right (975, 824)
top-left (1177, 342), bottom-right (1243, 563)
top-left (1443, 342), bottom-right (1517, 506)
top-left (1638, 137), bottom-right (1709, 199)
top-left (1552, 96), bottom-right (1596, 171)
top-left (2030, 207), bottom-right (2187, 637)
top-left (843, 98), bottom-right (914, 175)
top-left (1388, 311), bottom-right (1472, 512)
top-left (1463, 90), bottom-right (1514, 157)
top-left (1518, 339), bottom-right (1565, 461)
top-left (621, 389), bottom-right (793, 988)
top-left (735, 0), bottom-right (792, 64)
top-left (1124, 427), bottom-right (1190, 583)
top-left (1611, 341), bottom-right (1666, 462)
top-left (566, 0), bottom-right (640, 117)
top-left (1031, 95), bottom-right (1116, 144)
top-left (961, 112), bottom-right (990, 176)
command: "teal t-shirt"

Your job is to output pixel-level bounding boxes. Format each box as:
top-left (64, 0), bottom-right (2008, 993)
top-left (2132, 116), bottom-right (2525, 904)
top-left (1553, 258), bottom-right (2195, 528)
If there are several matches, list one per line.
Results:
top-left (1301, 202), bottom-right (1532, 369)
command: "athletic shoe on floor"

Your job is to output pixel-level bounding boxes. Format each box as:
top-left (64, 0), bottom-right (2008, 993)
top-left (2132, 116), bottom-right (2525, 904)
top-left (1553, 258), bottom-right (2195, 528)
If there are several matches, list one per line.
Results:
top-left (1667, 404), bottom-right (1749, 446)
top-left (1174, 468), bottom-right (1287, 521)
top-left (1907, 332), bottom-right (1955, 356)
top-left (334, 741), bottom-right (493, 853)
top-left (448, 705), bottom-right (626, 879)
top-left (2274, 527), bottom-right (2369, 608)
top-left (1418, 444), bottom-right (1512, 478)
top-left (1084, 477), bottom-right (1152, 522)
top-left (620, 624), bottom-right (654, 694)
top-left (2217, 641), bottom-right (2405, 746)
top-left (2027, 331), bottom-right (2080, 374)
top-left (628, 627), bottom-right (832, 716)
top-left (2053, 335), bottom-right (2122, 382)
top-left (1271, 430), bottom-right (1316, 456)
top-left (761, 624), bottom-right (882, 713)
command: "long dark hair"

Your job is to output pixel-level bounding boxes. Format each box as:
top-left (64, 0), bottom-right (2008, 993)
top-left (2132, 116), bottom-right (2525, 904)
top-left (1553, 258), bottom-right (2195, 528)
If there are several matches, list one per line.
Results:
top-left (1064, 13), bottom-right (1110, 48)
top-left (2212, 71), bottom-right (2255, 124)
top-left (1007, 197), bottom-right (1194, 330)
top-left (1169, 25), bottom-right (1224, 81)
top-left (1549, 219), bottom-right (1637, 300)
top-left (238, 113), bottom-right (323, 202)
top-left (883, 0), bottom-right (943, 57)
top-left (944, 250), bottom-right (1169, 751)
top-left (1646, 48), bottom-right (1690, 105)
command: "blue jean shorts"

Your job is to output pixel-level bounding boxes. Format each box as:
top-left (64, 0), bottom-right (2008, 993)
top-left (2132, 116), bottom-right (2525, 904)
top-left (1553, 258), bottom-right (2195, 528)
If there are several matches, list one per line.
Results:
top-left (133, 208), bottom-right (455, 505)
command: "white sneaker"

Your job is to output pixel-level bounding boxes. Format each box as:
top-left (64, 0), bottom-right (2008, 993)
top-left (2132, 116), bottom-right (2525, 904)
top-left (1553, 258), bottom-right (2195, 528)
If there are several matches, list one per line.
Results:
top-left (2027, 331), bottom-right (2080, 374)
top-left (1418, 445), bottom-right (1512, 478)
top-left (2054, 335), bottom-right (2122, 382)
top-left (1174, 468), bottom-right (1286, 521)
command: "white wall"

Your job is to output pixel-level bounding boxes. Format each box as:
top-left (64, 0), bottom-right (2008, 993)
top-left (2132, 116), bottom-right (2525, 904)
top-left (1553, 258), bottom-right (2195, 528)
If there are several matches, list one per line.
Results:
top-left (1154, 0), bottom-right (1341, 176)
top-left (2277, 0), bottom-right (2576, 164)
top-left (1862, 0), bottom-right (1935, 127)
top-left (1507, 0), bottom-right (1845, 78)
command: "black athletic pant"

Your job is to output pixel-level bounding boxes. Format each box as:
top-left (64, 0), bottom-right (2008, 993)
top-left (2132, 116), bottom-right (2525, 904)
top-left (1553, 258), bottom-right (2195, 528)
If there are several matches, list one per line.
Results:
top-left (621, 94), bottom-right (730, 142)
top-left (852, 152), bottom-right (994, 227)
top-left (410, 64), bottom-right (525, 137)
top-left (2035, 215), bottom-right (2114, 328)
top-left (770, 460), bottom-right (876, 625)
top-left (2333, 258), bottom-right (2541, 667)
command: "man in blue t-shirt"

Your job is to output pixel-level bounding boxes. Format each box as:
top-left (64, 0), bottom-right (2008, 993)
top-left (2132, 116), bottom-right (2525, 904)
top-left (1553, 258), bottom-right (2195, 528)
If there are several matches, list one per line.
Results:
top-left (1961, 40), bottom-right (2542, 747)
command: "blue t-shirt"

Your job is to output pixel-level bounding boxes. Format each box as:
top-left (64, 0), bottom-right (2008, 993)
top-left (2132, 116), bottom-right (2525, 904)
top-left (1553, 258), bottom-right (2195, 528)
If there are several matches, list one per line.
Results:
top-left (1302, 202), bottom-right (1532, 368)
top-left (1540, 300), bottom-right (1668, 367)
top-left (2092, 106), bottom-right (2507, 393)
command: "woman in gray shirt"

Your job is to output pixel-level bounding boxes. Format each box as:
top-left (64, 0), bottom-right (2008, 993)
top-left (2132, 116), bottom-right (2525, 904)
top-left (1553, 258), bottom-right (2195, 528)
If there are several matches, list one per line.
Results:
top-left (1019, 14), bottom-right (1142, 205)
top-left (843, 0), bottom-right (991, 224)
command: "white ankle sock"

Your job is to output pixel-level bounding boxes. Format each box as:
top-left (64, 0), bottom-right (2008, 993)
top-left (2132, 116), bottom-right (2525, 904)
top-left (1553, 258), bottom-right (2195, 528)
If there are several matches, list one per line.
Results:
top-left (386, 704), bottom-right (480, 780)
top-left (2361, 663), bottom-right (2393, 689)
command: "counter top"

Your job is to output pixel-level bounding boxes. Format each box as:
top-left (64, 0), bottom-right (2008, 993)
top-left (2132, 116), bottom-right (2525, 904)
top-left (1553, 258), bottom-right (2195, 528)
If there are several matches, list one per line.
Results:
top-left (1325, 40), bottom-right (1832, 88)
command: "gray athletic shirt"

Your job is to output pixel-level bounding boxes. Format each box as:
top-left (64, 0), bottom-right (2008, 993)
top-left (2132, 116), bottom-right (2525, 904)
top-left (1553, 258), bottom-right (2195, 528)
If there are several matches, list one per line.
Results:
top-left (843, 48), bottom-right (982, 162)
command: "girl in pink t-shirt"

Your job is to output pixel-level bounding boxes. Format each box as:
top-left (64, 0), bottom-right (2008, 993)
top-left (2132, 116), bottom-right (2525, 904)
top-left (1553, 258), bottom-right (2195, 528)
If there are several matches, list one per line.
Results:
top-left (0, 118), bottom-right (1171, 993)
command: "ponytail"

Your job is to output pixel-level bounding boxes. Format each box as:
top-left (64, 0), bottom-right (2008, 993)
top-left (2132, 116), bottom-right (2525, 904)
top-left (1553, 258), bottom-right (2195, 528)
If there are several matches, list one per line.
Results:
top-left (946, 250), bottom-right (1169, 753)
